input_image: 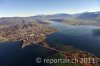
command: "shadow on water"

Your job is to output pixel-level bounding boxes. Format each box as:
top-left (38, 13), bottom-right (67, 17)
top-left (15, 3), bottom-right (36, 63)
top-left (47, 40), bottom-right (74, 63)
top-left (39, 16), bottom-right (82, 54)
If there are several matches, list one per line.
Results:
top-left (0, 41), bottom-right (57, 66)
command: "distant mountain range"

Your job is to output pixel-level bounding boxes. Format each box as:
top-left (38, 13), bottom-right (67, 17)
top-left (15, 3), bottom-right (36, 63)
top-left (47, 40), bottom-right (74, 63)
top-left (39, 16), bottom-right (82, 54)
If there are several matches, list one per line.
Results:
top-left (31, 13), bottom-right (72, 19)
top-left (75, 11), bottom-right (100, 21)
top-left (0, 11), bottom-right (100, 25)
top-left (31, 11), bottom-right (100, 22)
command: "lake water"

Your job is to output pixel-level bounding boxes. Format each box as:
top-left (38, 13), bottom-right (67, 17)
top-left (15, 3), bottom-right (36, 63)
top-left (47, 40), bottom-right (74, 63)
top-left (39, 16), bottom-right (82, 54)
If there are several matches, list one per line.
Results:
top-left (0, 41), bottom-right (56, 66)
top-left (46, 21), bottom-right (100, 57)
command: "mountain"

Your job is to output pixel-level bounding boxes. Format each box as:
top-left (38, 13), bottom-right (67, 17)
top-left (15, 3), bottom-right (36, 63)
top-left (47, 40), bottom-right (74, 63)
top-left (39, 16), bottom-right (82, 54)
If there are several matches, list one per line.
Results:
top-left (0, 11), bottom-right (100, 25)
top-left (31, 11), bottom-right (100, 22)
top-left (75, 11), bottom-right (100, 21)
top-left (31, 13), bottom-right (72, 19)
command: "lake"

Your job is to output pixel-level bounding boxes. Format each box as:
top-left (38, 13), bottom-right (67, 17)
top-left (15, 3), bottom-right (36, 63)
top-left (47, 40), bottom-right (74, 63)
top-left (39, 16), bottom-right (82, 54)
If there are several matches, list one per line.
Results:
top-left (0, 41), bottom-right (56, 66)
top-left (46, 21), bottom-right (100, 57)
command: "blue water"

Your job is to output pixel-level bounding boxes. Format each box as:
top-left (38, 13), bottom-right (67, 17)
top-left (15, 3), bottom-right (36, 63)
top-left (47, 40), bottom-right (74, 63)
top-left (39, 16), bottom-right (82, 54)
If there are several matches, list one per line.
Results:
top-left (0, 41), bottom-right (56, 66)
top-left (46, 21), bottom-right (100, 57)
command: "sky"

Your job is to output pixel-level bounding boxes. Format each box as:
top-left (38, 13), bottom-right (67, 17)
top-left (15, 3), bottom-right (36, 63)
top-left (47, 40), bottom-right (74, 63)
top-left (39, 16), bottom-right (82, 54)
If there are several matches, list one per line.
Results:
top-left (0, 0), bottom-right (100, 17)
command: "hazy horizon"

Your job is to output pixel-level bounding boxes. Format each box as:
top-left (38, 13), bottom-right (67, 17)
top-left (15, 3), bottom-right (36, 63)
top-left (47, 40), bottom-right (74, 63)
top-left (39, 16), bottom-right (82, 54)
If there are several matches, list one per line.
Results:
top-left (0, 11), bottom-right (100, 18)
top-left (0, 0), bottom-right (100, 17)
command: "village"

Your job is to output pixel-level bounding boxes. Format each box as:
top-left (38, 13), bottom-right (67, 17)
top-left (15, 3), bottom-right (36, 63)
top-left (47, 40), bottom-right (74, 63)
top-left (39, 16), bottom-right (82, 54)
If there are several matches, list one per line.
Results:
top-left (0, 22), bottom-right (56, 47)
